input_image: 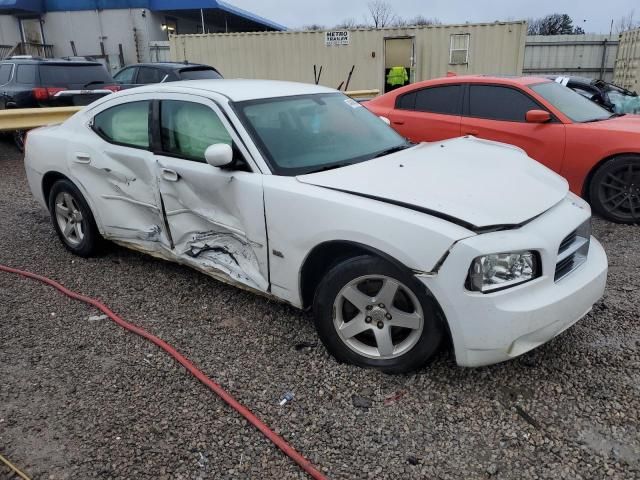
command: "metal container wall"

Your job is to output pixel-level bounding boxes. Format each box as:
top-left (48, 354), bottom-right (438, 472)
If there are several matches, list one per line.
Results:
top-left (169, 21), bottom-right (527, 91)
top-left (524, 34), bottom-right (619, 82)
top-left (614, 28), bottom-right (640, 92)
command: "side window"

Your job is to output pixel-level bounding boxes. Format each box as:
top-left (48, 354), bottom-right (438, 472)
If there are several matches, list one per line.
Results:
top-left (414, 85), bottom-right (462, 115)
top-left (136, 67), bottom-right (163, 84)
top-left (0, 64), bottom-right (13, 84)
top-left (114, 67), bottom-right (136, 84)
top-left (469, 85), bottom-right (541, 122)
top-left (16, 64), bottom-right (37, 84)
top-left (160, 100), bottom-right (232, 162)
top-left (396, 91), bottom-right (416, 110)
top-left (93, 101), bottom-right (150, 148)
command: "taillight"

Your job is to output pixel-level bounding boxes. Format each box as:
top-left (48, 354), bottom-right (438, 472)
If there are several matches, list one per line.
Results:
top-left (32, 87), bottom-right (67, 101)
top-left (103, 85), bottom-right (121, 92)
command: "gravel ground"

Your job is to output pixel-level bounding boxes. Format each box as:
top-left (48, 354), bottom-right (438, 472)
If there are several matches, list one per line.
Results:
top-left (0, 138), bottom-right (638, 480)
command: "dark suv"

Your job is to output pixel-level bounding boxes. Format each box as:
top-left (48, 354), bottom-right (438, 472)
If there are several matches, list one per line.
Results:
top-left (113, 62), bottom-right (223, 89)
top-left (0, 58), bottom-right (119, 108)
top-left (0, 57), bottom-right (119, 149)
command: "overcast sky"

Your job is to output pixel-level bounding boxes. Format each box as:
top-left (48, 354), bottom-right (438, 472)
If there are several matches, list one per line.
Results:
top-left (231, 0), bottom-right (637, 34)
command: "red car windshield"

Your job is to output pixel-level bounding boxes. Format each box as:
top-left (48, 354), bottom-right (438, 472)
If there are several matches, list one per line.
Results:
top-left (531, 81), bottom-right (611, 123)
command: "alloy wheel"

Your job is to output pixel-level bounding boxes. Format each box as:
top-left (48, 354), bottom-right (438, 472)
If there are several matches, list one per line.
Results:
top-left (333, 274), bottom-right (424, 360)
top-left (54, 191), bottom-right (85, 246)
top-left (597, 163), bottom-right (640, 222)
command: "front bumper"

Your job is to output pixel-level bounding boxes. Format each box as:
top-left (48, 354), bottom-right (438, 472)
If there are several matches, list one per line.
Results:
top-left (420, 194), bottom-right (608, 367)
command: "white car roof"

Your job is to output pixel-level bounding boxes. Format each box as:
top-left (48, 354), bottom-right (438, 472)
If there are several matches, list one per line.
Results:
top-left (125, 79), bottom-right (337, 102)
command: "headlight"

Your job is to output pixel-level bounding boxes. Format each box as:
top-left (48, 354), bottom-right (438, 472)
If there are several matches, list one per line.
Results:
top-left (467, 251), bottom-right (540, 293)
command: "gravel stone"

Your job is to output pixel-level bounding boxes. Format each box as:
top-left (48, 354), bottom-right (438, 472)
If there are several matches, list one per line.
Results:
top-left (1, 139), bottom-right (639, 479)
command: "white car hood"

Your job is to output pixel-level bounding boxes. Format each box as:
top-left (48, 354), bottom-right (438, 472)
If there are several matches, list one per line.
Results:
top-left (297, 136), bottom-right (569, 230)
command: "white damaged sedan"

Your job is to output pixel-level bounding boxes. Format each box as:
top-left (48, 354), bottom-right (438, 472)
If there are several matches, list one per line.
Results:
top-left (24, 80), bottom-right (608, 372)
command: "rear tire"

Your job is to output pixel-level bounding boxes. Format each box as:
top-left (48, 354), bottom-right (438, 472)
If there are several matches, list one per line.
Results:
top-left (589, 155), bottom-right (640, 224)
top-left (313, 255), bottom-right (444, 373)
top-left (13, 130), bottom-right (25, 153)
top-left (48, 179), bottom-right (102, 257)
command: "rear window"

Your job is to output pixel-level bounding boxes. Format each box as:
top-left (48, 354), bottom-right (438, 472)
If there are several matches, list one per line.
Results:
top-left (38, 64), bottom-right (112, 87)
top-left (179, 68), bottom-right (222, 80)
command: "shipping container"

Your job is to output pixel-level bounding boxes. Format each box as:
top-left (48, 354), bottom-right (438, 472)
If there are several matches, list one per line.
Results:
top-left (614, 28), bottom-right (640, 92)
top-left (524, 34), bottom-right (618, 82)
top-left (169, 21), bottom-right (527, 92)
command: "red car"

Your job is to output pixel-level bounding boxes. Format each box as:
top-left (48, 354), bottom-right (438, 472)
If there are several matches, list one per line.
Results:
top-left (365, 75), bottom-right (640, 223)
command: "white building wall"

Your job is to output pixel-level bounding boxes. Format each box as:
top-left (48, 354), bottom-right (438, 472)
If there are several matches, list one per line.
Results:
top-left (0, 15), bottom-right (21, 45)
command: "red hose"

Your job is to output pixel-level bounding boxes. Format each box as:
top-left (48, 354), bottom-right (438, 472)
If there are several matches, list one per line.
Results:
top-left (0, 264), bottom-right (328, 480)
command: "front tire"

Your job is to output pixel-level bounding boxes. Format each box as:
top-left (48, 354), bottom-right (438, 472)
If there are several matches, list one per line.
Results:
top-left (48, 179), bottom-right (102, 257)
top-left (589, 155), bottom-right (640, 224)
top-left (313, 255), bottom-right (444, 373)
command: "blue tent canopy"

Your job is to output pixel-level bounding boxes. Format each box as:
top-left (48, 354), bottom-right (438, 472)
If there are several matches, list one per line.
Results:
top-left (0, 0), bottom-right (286, 31)
top-left (0, 0), bottom-right (44, 13)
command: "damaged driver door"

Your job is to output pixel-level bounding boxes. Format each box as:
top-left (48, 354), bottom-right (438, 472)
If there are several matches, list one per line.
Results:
top-left (152, 95), bottom-right (270, 292)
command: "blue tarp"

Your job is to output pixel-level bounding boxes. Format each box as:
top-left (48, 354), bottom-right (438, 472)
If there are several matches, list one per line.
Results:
top-left (0, 0), bottom-right (285, 30)
top-left (0, 0), bottom-right (44, 12)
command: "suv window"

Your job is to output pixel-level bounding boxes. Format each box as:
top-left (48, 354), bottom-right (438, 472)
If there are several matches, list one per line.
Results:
top-left (0, 64), bottom-right (13, 84)
top-left (113, 67), bottom-right (137, 84)
top-left (16, 64), bottom-right (37, 84)
top-left (468, 85), bottom-right (540, 122)
top-left (160, 100), bottom-right (232, 161)
top-left (397, 85), bottom-right (462, 115)
top-left (93, 101), bottom-right (150, 148)
top-left (39, 64), bottom-right (112, 87)
top-left (137, 67), bottom-right (164, 84)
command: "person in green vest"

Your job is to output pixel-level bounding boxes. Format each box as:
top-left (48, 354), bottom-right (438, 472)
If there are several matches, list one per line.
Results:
top-left (387, 66), bottom-right (409, 88)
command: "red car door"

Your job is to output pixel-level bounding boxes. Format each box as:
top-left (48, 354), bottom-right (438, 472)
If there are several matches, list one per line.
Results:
top-left (388, 84), bottom-right (463, 142)
top-left (460, 84), bottom-right (566, 172)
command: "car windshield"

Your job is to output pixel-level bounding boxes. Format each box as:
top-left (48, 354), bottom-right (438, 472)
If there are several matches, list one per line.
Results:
top-left (179, 68), bottom-right (222, 80)
top-left (235, 93), bottom-right (409, 175)
top-left (530, 81), bottom-right (612, 123)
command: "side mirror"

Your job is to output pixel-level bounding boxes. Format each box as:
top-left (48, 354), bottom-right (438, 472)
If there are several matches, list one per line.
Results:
top-left (526, 109), bottom-right (551, 123)
top-left (379, 116), bottom-right (391, 125)
top-left (204, 143), bottom-right (233, 167)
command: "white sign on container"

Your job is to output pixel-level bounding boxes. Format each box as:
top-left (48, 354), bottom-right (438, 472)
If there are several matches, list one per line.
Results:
top-left (325, 31), bottom-right (350, 46)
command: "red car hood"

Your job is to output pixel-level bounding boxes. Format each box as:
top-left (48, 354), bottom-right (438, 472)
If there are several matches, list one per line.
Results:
top-left (581, 114), bottom-right (640, 133)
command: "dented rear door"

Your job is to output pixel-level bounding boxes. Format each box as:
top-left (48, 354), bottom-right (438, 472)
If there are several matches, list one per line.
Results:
top-left (152, 96), bottom-right (270, 292)
top-left (70, 98), bottom-right (170, 247)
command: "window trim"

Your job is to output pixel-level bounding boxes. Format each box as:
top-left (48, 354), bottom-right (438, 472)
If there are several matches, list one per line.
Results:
top-left (394, 84), bottom-right (464, 116)
top-left (90, 100), bottom-right (153, 151)
top-left (0, 63), bottom-right (14, 86)
top-left (463, 83), bottom-right (559, 123)
top-left (449, 33), bottom-right (470, 65)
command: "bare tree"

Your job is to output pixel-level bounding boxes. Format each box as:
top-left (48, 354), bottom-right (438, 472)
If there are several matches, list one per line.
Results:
top-left (615, 10), bottom-right (639, 33)
top-left (527, 13), bottom-right (583, 35)
top-left (302, 24), bottom-right (325, 31)
top-left (335, 18), bottom-right (368, 29)
top-left (409, 15), bottom-right (441, 26)
top-left (367, 0), bottom-right (396, 29)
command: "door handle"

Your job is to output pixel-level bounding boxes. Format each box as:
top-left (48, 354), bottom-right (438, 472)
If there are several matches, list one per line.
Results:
top-left (392, 120), bottom-right (405, 125)
top-left (464, 130), bottom-right (479, 136)
top-left (74, 152), bottom-right (91, 163)
top-left (161, 168), bottom-right (179, 182)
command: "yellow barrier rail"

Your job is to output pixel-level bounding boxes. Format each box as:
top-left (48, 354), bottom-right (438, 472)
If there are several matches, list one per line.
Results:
top-left (345, 89), bottom-right (380, 99)
top-left (0, 89), bottom-right (380, 132)
top-left (0, 106), bottom-right (82, 132)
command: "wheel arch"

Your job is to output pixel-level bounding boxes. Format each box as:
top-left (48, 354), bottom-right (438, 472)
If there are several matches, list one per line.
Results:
top-left (300, 239), bottom-right (454, 358)
top-left (582, 152), bottom-right (640, 202)
top-left (299, 240), bottom-right (414, 310)
top-left (42, 171), bottom-right (72, 210)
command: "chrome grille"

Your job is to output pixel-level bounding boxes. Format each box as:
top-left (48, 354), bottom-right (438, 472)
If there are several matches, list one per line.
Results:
top-left (554, 220), bottom-right (591, 282)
